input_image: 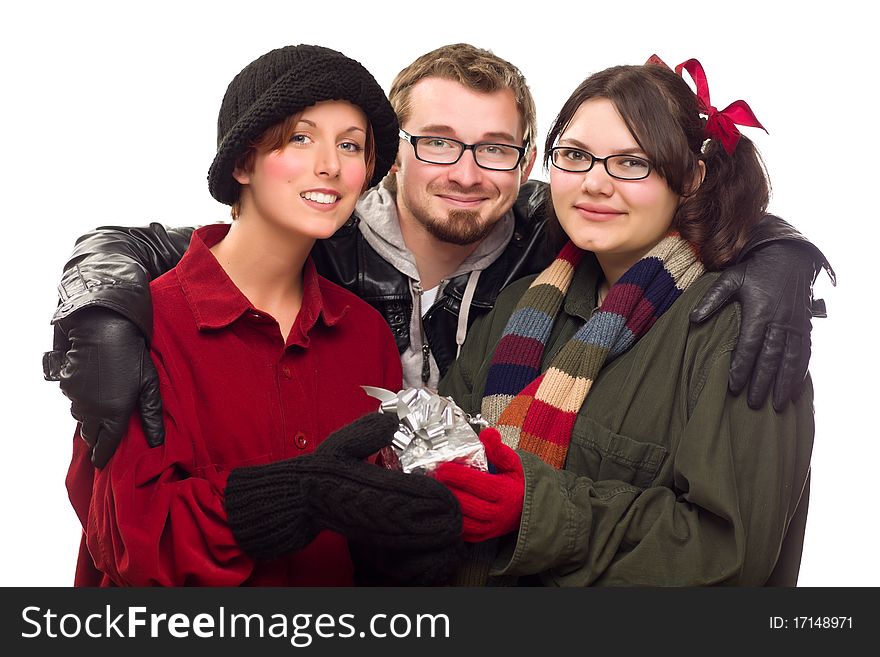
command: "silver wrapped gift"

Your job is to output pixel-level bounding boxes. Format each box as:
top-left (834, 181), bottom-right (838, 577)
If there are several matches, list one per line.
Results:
top-left (362, 386), bottom-right (488, 475)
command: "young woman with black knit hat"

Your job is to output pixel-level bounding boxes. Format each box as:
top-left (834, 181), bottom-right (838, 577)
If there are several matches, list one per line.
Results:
top-left (436, 57), bottom-right (818, 586)
top-left (66, 45), bottom-right (462, 586)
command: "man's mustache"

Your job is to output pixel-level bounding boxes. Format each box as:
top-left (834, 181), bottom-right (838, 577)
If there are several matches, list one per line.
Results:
top-left (428, 183), bottom-right (493, 197)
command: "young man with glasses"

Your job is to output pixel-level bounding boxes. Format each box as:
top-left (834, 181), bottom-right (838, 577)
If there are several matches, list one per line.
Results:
top-left (45, 44), bottom-right (832, 467)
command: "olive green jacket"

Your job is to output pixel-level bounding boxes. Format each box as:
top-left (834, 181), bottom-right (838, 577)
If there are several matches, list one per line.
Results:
top-left (439, 253), bottom-right (815, 586)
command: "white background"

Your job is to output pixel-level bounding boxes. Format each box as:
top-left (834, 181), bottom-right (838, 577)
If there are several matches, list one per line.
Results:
top-left (1, 0), bottom-right (875, 586)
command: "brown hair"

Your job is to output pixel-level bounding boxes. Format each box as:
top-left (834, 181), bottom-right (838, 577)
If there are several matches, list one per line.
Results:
top-left (389, 43), bottom-right (537, 157)
top-left (230, 112), bottom-right (376, 219)
top-left (544, 64), bottom-right (770, 270)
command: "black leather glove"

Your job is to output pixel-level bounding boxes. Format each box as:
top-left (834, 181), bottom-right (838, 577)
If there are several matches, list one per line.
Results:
top-left (55, 307), bottom-right (164, 467)
top-left (690, 242), bottom-right (816, 411)
top-left (225, 413), bottom-right (464, 568)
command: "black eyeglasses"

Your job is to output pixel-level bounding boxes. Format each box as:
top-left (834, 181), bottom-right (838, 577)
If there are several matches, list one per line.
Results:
top-left (549, 146), bottom-right (652, 180)
top-left (399, 129), bottom-right (526, 171)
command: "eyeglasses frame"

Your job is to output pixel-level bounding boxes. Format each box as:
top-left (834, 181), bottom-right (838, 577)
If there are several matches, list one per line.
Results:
top-left (399, 129), bottom-right (527, 172)
top-left (548, 146), bottom-right (653, 181)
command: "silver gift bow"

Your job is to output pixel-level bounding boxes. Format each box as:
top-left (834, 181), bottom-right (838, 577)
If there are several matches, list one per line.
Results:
top-left (361, 386), bottom-right (488, 474)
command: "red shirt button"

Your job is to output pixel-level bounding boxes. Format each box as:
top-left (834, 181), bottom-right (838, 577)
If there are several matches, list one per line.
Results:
top-left (294, 432), bottom-right (308, 449)
top-left (281, 365), bottom-right (292, 378)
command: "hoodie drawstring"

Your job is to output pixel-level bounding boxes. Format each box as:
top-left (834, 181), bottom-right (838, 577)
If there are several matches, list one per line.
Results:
top-left (455, 270), bottom-right (481, 359)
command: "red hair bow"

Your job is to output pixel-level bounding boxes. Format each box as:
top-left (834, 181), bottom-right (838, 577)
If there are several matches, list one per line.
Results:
top-left (646, 55), bottom-right (768, 154)
top-left (675, 58), bottom-right (767, 154)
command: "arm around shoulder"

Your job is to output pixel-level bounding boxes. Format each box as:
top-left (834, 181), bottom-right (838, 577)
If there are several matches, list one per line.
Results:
top-left (740, 214), bottom-right (835, 287)
top-left (692, 213), bottom-right (833, 410)
top-left (52, 222), bottom-right (196, 334)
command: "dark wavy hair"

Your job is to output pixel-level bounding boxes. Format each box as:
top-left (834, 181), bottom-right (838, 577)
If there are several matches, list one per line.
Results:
top-left (544, 63), bottom-right (770, 270)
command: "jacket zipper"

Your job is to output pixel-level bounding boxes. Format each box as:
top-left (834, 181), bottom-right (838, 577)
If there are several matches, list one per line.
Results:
top-left (413, 279), bottom-right (445, 386)
top-left (412, 281), bottom-right (430, 385)
top-left (421, 344), bottom-right (431, 385)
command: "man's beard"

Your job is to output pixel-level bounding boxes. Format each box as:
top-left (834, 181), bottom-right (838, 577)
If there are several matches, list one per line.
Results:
top-left (404, 183), bottom-right (502, 246)
top-left (418, 209), bottom-right (498, 246)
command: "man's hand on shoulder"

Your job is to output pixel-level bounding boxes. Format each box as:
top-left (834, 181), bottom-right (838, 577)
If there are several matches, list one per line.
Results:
top-left (49, 307), bottom-right (164, 467)
top-left (690, 241), bottom-right (819, 412)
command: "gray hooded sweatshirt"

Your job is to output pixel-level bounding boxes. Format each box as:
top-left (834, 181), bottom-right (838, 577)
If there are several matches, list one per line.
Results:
top-left (355, 184), bottom-right (514, 390)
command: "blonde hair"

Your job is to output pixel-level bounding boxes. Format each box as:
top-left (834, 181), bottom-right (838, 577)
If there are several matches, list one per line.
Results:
top-left (389, 43), bottom-right (537, 156)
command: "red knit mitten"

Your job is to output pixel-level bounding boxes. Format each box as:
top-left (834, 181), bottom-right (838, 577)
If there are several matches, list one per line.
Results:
top-left (434, 428), bottom-right (524, 542)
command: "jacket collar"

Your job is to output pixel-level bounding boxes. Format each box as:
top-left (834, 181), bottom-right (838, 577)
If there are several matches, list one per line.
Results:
top-left (176, 224), bottom-right (346, 336)
top-left (564, 248), bottom-right (602, 321)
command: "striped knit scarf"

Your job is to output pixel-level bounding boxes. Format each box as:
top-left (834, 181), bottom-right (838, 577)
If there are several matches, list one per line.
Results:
top-left (480, 233), bottom-right (704, 469)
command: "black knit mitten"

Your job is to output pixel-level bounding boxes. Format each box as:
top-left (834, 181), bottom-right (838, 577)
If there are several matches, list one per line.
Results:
top-left (224, 413), bottom-right (463, 562)
top-left (350, 540), bottom-right (467, 586)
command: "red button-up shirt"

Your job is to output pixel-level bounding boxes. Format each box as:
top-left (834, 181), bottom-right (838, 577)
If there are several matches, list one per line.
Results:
top-left (67, 224), bottom-right (402, 586)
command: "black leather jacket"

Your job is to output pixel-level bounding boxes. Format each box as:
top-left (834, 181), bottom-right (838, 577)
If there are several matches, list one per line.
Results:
top-left (45, 180), bottom-right (832, 380)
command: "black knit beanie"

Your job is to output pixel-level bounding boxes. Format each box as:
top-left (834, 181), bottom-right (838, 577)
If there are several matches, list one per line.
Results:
top-left (208, 45), bottom-right (399, 205)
